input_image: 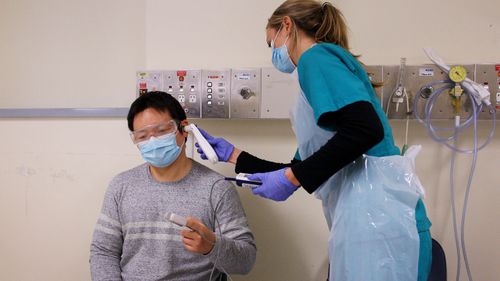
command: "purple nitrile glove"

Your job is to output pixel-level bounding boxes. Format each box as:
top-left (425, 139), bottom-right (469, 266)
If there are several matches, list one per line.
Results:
top-left (248, 168), bottom-right (299, 201)
top-left (195, 127), bottom-right (234, 162)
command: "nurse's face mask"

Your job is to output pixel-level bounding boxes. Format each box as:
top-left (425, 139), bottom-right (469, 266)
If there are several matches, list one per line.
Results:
top-left (130, 119), bottom-right (183, 168)
top-left (271, 24), bottom-right (296, 74)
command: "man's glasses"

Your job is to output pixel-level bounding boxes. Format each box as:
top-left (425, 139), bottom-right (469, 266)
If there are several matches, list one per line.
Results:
top-left (130, 119), bottom-right (178, 144)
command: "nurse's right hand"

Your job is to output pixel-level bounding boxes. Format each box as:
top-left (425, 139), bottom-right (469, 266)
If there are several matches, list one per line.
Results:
top-left (195, 127), bottom-right (236, 163)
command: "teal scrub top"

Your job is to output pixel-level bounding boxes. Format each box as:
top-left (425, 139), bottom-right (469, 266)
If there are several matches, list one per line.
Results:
top-left (294, 43), bottom-right (431, 233)
top-left (297, 43), bottom-right (400, 157)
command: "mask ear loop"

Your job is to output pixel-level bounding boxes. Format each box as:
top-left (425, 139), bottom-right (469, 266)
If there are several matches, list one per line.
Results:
top-left (272, 22), bottom-right (292, 60)
top-left (271, 23), bottom-right (285, 48)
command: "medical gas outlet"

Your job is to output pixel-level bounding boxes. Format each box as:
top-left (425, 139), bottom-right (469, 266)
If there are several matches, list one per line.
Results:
top-left (230, 69), bottom-right (261, 119)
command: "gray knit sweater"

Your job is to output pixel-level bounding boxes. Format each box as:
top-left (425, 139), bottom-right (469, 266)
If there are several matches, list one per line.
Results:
top-left (90, 161), bottom-right (256, 281)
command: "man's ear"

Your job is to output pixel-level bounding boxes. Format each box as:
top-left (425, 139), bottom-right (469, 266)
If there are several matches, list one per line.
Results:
top-left (179, 120), bottom-right (189, 138)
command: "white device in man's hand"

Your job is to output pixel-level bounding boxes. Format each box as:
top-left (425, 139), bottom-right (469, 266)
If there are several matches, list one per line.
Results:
top-left (184, 124), bottom-right (218, 164)
top-left (166, 212), bottom-right (188, 227)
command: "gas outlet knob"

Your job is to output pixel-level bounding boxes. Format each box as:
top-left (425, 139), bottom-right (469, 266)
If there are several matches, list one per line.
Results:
top-left (240, 87), bottom-right (255, 100)
top-left (420, 86), bottom-right (434, 99)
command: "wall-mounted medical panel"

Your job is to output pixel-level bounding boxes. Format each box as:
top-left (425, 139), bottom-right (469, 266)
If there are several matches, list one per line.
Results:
top-left (260, 67), bottom-right (299, 119)
top-left (201, 69), bottom-right (230, 119)
top-left (383, 64), bottom-right (475, 119)
top-left (136, 64), bottom-right (498, 120)
top-left (474, 64), bottom-right (500, 119)
top-left (163, 70), bottom-right (201, 118)
top-left (136, 71), bottom-right (163, 97)
top-left (230, 68), bottom-right (261, 119)
top-left (363, 65), bottom-right (384, 107)
top-left (385, 65), bottom-right (444, 120)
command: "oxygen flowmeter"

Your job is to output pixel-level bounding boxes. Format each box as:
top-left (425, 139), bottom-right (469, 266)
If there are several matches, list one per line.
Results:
top-left (449, 65), bottom-right (467, 83)
top-left (449, 65), bottom-right (467, 115)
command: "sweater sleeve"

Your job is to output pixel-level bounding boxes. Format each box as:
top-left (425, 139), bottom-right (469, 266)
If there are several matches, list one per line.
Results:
top-left (205, 181), bottom-right (256, 274)
top-left (89, 178), bottom-right (124, 281)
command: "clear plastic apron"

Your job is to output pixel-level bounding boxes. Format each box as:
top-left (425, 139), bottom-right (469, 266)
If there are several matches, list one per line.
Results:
top-left (290, 89), bottom-right (421, 281)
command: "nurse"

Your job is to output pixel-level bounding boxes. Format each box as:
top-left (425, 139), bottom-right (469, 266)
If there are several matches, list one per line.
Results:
top-left (197, 1), bottom-right (432, 280)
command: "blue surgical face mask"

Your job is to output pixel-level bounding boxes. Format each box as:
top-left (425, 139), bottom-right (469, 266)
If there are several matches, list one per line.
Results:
top-left (271, 25), bottom-right (296, 74)
top-left (138, 132), bottom-right (182, 168)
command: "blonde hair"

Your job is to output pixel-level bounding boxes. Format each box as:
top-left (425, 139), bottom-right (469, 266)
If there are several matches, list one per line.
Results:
top-left (267, 0), bottom-right (382, 87)
top-left (267, 0), bottom-right (349, 51)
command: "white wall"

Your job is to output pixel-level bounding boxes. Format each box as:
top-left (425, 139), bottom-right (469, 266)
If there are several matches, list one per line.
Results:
top-left (0, 0), bottom-right (499, 281)
top-left (0, 0), bottom-right (145, 108)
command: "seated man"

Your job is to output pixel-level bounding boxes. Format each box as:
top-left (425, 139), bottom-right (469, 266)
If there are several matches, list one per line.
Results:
top-left (90, 91), bottom-right (256, 281)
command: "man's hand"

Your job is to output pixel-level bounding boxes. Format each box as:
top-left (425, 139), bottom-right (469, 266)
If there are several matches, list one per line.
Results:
top-left (181, 217), bottom-right (216, 255)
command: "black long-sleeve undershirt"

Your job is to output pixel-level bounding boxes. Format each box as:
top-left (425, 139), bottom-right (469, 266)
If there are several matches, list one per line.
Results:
top-left (234, 101), bottom-right (384, 194)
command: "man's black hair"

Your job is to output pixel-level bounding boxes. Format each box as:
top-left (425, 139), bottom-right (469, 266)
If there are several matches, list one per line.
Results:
top-left (127, 91), bottom-right (187, 131)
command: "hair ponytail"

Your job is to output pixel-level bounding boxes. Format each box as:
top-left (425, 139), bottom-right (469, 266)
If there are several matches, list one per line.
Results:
top-left (316, 2), bottom-right (349, 50)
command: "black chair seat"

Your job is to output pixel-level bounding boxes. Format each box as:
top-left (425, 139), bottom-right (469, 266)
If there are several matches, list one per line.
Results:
top-left (428, 238), bottom-right (447, 281)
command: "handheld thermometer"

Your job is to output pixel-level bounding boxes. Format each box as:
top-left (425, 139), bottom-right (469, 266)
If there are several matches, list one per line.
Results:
top-left (225, 173), bottom-right (262, 188)
top-left (166, 212), bottom-right (187, 227)
top-left (184, 124), bottom-right (218, 164)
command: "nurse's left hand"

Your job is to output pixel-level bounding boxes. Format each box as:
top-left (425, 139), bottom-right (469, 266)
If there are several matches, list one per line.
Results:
top-left (248, 168), bottom-right (300, 201)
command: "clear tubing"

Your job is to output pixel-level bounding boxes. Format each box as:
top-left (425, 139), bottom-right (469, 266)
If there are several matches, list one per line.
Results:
top-left (415, 81), bottom-right (476, 133)
top-left (425, 88), bottom-right (476, 144)
top-left (415, 79), bottom-right (496, 281)
top-left (386, 89), bottom-right (395, 116)
top-left (460, 101), bottom-right (479, 281)
top-left (450, 148), bottom-right (461, 281)
top-left (450, 111), bottom-right (478, 281)
top-left (415, 82), bottom-right (496, 153)
top-left (403, 86), bottom-right (411, 155)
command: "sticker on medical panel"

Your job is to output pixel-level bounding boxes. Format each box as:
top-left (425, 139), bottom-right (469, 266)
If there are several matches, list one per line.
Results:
top-left (237, 73), bottom-right (252, 80)
top-left (419, 68), bottom-right (434, 77)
